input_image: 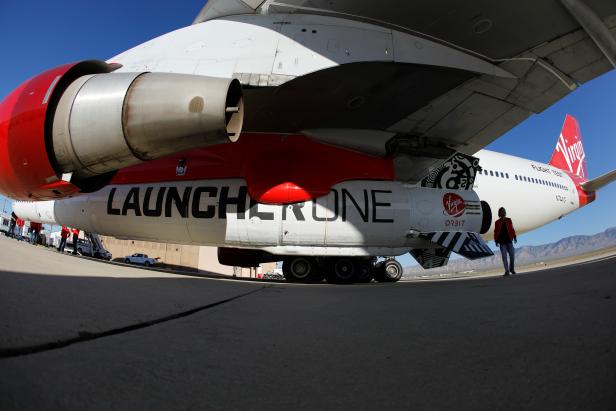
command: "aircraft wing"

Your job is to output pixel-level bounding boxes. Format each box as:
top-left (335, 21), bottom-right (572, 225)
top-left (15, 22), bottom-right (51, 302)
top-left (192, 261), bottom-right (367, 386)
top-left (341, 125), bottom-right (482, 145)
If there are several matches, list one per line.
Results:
top-left (194, 1), bottom-right (616, 183)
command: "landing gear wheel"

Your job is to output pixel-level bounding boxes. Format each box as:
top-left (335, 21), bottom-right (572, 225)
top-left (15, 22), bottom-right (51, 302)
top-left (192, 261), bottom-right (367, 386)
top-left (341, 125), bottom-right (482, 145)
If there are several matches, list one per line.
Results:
top-left (283, 257), bottom-right (320, 283)
top-left (382, 259), bottom-right (403, 282)
top-left (355, 261), bottom-right (373, 283)
top-left (325, 258), bottom-right (356, 284)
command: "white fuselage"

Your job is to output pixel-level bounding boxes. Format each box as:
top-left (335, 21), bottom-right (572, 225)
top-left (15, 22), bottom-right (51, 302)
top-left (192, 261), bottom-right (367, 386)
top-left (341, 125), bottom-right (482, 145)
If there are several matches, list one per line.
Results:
top-left (14, 150), bottom-right (580, 257)
top-left (473, 150), bottom-right (579, 239)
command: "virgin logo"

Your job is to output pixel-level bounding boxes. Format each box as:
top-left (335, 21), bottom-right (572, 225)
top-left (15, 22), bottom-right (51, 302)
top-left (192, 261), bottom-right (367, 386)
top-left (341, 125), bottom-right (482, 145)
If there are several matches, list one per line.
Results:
top-left (443, 193), bottom-right (465, 217)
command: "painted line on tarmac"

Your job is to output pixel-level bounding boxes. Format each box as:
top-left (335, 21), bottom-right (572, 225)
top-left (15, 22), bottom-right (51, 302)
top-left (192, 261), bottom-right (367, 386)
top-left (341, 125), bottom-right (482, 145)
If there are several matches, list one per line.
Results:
top-left (0, 286), bottom-right (268, 359)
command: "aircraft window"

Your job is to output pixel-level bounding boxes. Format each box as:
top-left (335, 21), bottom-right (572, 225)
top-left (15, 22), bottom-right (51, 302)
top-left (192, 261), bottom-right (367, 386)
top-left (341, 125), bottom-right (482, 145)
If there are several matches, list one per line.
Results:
top-left (515, 175), bottom-right (518, 180)
top-left (489, 171), bottom-right (494, 176)
top-left (506, 173), bottom-right (509, 179)
top-left (501, 172), bottom-right (505, 178)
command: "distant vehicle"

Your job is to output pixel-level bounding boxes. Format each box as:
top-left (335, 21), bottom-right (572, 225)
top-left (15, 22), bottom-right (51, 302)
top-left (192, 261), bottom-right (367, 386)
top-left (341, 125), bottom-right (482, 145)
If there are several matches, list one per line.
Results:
top-left (260, 271), bottom-right (285, 280)
top-left (0, 213), bottom-right (10, 236)
top-left (66, 234), bottom-right (112, 260)
top-left (124, 253), bottom-right (159, 267)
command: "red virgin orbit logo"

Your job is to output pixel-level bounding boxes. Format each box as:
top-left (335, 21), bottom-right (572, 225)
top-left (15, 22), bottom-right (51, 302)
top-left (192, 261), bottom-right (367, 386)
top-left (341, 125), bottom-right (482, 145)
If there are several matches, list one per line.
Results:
top-left (443, 193), bottom-right (465, 217)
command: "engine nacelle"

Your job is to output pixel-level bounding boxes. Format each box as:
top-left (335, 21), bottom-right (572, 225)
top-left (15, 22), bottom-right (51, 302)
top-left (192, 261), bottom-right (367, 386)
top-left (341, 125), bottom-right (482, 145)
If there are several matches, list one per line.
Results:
top-left (0, 60), bottom-right (243, 200)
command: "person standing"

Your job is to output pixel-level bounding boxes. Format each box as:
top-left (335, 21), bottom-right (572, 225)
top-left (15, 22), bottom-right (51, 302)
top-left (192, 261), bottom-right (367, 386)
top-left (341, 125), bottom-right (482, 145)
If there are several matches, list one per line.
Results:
top-left (71, 228), bottom-right (80, 255)
top-left (16, 218), bottom-right (24, 241)
top-left (58, 226), bottom-right (69, 252)
top-left (30, 222), bottom-right (42, 245)
top-left (494, 207), bottom-right (517, 276)
top-left (8, 212), bottom-right (16, 238)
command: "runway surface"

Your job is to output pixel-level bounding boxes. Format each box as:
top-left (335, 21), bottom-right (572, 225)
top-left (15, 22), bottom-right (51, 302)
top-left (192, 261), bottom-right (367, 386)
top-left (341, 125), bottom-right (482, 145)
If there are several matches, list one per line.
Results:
top-left (0, 235), bottom-right (614, 410)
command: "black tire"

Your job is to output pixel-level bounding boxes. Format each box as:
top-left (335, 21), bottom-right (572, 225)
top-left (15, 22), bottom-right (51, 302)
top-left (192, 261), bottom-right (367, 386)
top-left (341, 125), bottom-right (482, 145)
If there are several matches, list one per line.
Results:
top-left (382, 259), bottom-right (403, 282)
top-left (124, 258), bottom-right (131, 264)
top-left (355, 261), bottom-right (373, 283)
top-left (373, 262), bottom-right (386, 282)
top-left (325, 258), bottom-right (356, 284)
top-left (144, 261), bottom-right (151, 267)
top-left (283, 257), bottom-right (319, 283)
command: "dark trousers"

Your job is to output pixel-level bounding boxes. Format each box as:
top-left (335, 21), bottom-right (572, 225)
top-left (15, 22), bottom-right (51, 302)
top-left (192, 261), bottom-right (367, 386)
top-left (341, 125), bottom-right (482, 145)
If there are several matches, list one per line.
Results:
top-left (58, 237), bottom-right (67, 252)
top-left (500, 242), bottom-right (515, 273)
top-left (72, 234), bottom-right (78, 254)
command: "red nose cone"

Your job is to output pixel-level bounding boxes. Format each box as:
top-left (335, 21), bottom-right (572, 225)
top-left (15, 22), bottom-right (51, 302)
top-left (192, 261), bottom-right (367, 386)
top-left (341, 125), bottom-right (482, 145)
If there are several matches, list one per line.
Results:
top-left (256, 182), bottom-right (314, 204)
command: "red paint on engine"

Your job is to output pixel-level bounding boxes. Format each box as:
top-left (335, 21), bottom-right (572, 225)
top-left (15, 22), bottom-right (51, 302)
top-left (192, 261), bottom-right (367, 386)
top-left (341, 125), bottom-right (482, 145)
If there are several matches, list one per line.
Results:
top-left (0, 63), bottom-right (79, 200)
top-left (112, 133), bottom-right (395, 204)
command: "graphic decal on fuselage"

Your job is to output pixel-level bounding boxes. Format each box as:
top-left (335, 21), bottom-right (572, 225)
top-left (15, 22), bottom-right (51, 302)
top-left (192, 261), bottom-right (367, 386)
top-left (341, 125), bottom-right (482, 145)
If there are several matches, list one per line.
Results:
top-left (106, 185), bottom-right (395, 223)
top-left (421, 153), bottom-right (479, 190)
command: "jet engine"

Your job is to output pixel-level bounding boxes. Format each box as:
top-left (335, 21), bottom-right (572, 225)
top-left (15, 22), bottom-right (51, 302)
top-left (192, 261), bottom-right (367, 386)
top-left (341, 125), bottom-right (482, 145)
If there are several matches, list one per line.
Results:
top-left (0, 60), bottom-right (243, 200)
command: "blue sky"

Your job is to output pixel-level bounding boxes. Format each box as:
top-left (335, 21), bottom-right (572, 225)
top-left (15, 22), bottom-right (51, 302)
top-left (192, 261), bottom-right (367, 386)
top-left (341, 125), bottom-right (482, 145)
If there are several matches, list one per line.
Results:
top-left (1, 1), bottom-right (615, 259)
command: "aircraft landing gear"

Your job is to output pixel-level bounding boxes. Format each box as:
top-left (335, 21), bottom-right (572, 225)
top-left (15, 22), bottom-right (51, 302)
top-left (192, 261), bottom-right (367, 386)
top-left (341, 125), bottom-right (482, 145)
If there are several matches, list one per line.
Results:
top-left (373, 258), bottom-right (403, 283)
top-left (282, 256), bottom-right (401, 284)
top-left (355, 261), bottom-right (373, 283)
top-left (282, 257), bottom-right (323, 283)
top-left (325, 257), bottom-right (357, 284)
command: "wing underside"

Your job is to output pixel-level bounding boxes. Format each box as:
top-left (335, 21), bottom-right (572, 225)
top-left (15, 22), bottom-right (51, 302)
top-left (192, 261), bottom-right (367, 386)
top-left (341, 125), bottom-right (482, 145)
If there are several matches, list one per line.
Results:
top-left (193, 1), bottom-right (616, 182)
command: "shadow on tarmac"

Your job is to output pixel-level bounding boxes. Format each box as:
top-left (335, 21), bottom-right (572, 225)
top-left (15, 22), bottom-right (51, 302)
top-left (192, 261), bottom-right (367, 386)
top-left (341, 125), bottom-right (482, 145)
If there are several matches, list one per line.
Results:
top-left (0, 257), bottom-right (614, 410)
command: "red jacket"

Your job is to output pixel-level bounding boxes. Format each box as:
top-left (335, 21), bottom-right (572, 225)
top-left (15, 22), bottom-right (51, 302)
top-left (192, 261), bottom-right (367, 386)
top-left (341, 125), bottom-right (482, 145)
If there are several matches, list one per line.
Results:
top-left (71, 228), bottom-right (80, 236)
top-left (60, 226), bottom-right (70, 239)
top-left (494, 218), bottom-right (516, 242)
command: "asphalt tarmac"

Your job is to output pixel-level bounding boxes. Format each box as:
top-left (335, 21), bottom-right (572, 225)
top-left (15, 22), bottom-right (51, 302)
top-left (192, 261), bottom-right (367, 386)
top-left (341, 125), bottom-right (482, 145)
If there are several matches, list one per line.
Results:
top-left (0, 235), bottom-right (614, 410)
